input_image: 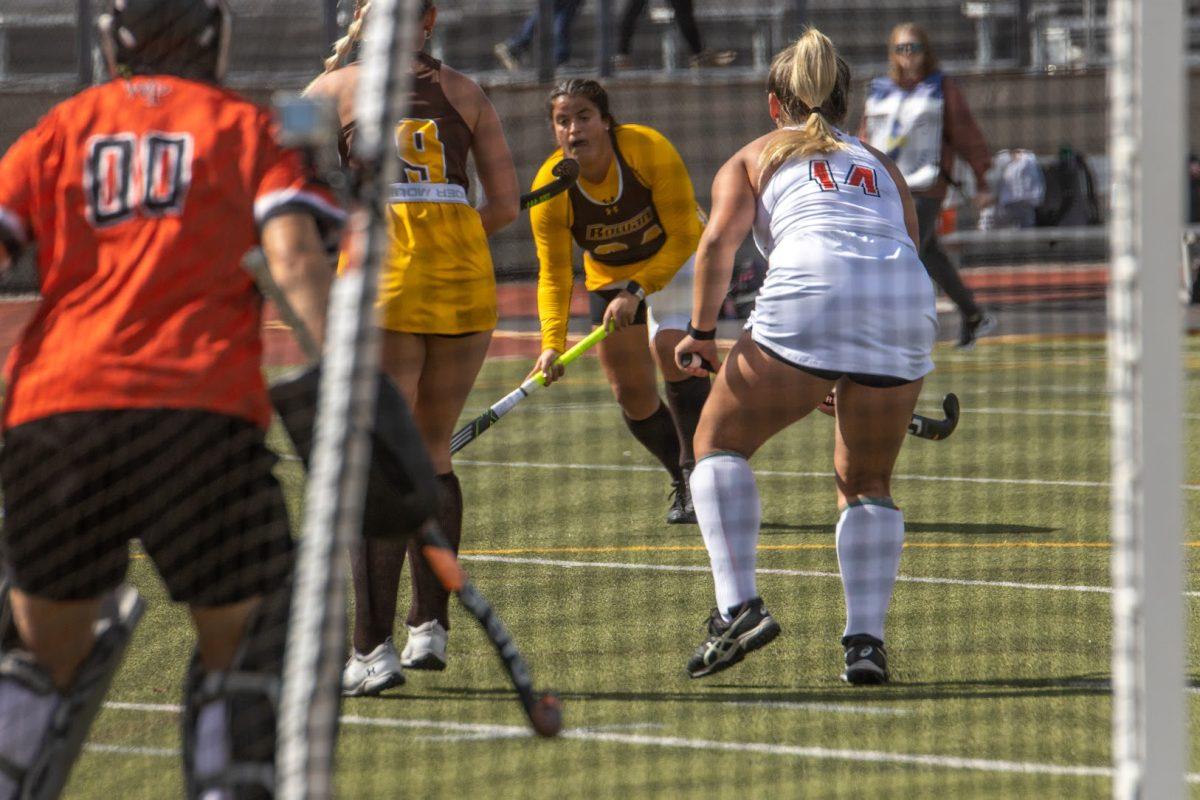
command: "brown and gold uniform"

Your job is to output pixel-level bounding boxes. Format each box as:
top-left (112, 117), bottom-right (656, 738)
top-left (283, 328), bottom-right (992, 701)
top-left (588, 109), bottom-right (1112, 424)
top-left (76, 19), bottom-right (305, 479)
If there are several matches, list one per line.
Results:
top-left (341, 52), bottom-right (496, 334)
top-left (530, 124), bottom-right (703, 352)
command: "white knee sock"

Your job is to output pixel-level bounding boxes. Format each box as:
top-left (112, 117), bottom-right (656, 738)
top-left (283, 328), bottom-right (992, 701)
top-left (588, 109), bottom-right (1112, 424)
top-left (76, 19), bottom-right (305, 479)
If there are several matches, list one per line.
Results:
top-left (690, 452), bottom-right (761, 617)
top-left (195, 699), bottom-right (233, 800)
top-left (836, 500), bottom-right (905, 642)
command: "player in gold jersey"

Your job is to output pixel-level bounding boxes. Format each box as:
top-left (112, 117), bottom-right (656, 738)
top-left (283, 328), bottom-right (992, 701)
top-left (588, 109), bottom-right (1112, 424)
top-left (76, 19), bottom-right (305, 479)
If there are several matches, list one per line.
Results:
top-left (306, 0), bottom-right (519, 691)
top-left (530, 79), bottom-right (710, 524)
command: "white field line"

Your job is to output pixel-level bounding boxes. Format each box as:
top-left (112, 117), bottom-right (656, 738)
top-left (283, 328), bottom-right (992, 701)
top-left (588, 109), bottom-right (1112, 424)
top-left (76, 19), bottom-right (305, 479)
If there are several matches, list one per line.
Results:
top-left (457, 554), bottom-right (1200, 599)
top-left (419, 721), bottom-right (667, 744)
top-left (85, 743), bottom-right (178, 758)
top-left (561, 730), bottom-right (1114, 779)
top-left (724, 701), bottom-right (911, 717)
top-left (454, 458), bottom-right (1118, 491)
top-left (95, 701), bottom-right (1168, 782)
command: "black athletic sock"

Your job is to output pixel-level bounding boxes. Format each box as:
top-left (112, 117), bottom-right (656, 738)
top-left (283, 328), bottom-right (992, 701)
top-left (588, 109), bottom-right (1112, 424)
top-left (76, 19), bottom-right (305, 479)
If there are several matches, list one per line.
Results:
top-left (406, 472), bottom-right (462, 631)
top-left (624, 402), bottom-right (684, 482)
top-left (664, 376), bottom-right (710, 470)
top-left (350, 535), bottom-right (406, 654)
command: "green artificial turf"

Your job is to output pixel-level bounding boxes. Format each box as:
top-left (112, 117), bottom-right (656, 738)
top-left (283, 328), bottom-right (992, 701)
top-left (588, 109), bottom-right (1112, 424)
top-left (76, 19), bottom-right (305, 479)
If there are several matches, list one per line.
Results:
top-left (57, 337), bottom-right (1200, 798)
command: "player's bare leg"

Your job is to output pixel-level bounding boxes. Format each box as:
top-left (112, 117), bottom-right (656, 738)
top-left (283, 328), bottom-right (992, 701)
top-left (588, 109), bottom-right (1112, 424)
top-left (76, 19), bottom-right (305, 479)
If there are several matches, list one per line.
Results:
top-left (686, 333), bottom-right (833, 677)
top-left (599, 323), bottom-right (692, 521)
top-left (400, 331), bottom-right (492, 670)
top-left (8, 592), bottom-right (101, 690)
top-left (831, 377), bottom-right (923, 685)
top-left (651, 327), bottom-right (710, 524)
top-left (190, 597), bottom-right (261, 671)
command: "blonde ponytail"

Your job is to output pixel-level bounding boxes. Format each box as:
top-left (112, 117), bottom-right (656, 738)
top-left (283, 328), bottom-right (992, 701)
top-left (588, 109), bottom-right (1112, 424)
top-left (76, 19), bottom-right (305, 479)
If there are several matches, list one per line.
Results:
top-left (758, 28), bottom-right (848, 174)
top-left (323, 1), bottom-right (371, 73)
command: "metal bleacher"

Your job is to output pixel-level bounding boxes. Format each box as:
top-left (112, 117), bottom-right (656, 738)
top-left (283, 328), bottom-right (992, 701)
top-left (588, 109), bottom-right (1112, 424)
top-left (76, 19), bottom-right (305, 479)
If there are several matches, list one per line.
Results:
top-left (0, 0), bottom-right (331, 89)
top-left (3, 0), bottom-right (1183, 287)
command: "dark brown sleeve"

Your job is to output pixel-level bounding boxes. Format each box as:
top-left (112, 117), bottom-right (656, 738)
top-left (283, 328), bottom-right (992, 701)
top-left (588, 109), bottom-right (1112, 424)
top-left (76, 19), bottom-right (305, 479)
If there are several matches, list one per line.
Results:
top-left (943, 77), bottom-right (992, 191)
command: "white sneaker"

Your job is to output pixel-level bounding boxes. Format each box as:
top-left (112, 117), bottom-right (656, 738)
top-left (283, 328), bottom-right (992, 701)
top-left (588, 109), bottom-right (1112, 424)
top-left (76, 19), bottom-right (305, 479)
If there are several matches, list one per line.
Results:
top-left (400, 620), bottom-right (448, 671)
top-left (341, 637), bottom-right (405, 697)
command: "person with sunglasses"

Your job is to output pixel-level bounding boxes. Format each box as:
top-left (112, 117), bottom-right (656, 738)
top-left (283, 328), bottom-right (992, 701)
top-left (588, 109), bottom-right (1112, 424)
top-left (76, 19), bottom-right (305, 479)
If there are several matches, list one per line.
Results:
top-left (860, 22), bottom-right (996, 349)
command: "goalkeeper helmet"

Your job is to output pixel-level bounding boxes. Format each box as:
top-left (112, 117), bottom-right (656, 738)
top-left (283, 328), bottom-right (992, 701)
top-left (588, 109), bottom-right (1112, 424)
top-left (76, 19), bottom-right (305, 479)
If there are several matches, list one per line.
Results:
top-left (99, 0), bottom-right (232, 83)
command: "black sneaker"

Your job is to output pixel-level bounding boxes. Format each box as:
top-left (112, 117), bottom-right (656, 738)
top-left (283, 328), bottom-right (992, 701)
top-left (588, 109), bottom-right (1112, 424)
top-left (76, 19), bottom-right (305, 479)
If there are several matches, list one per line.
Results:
top-left (841, 634), bottom-right (889, 685)
top-left (686, 598), bottom-right (781, 679)
top-left (957, 311), bottom-right (996, 349)
top-left (666, 468), bottom-right (697, 524)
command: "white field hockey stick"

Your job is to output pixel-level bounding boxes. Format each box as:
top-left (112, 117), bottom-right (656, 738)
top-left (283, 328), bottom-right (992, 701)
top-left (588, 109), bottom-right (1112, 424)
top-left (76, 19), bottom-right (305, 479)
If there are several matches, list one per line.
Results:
top-left (449, 323), bottom-right (610, 455)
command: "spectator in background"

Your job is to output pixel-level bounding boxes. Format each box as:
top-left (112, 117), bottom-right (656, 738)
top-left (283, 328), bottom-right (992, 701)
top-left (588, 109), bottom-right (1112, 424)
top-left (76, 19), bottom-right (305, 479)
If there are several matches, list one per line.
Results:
top-left (495, 0), bottom-right (585, 72)
top-left (860, 22), bottom-right (995, 349)
top-left (614, 0), bottom-right (736, 69)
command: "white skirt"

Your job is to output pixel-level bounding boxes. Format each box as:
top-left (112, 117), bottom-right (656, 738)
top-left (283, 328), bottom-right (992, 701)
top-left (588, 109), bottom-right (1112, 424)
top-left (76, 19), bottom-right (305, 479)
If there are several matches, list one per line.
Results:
top-left (747, 231), bottom-right (937, 381)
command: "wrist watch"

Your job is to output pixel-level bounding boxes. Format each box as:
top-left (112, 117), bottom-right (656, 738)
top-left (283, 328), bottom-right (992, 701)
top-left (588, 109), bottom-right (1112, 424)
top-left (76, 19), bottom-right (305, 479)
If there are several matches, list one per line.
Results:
top-left (625, 280), bottom-right (646, 301)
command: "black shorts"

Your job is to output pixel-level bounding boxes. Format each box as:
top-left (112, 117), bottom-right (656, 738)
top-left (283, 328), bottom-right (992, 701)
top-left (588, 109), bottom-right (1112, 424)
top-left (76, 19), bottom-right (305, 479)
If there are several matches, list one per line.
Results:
top-left (755, 341), bottom-right (915, 388)
top-left (1, 409), bottom-right (293, 606)
top-left (589, 288), bottom-right (648, 326)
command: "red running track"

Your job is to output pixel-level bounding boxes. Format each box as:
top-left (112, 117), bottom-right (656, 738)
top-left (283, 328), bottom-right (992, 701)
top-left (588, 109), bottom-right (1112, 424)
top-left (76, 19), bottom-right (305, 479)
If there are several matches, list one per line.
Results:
top-left (0, 267), bottom-right (1107, 369)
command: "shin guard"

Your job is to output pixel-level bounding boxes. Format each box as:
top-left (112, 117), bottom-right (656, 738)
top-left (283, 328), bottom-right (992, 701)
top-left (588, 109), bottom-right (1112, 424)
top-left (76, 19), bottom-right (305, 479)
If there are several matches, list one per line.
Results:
top-left (181, 587), bottom-right (290, 800)
top-left (0, 584), bottom-right (143, 800)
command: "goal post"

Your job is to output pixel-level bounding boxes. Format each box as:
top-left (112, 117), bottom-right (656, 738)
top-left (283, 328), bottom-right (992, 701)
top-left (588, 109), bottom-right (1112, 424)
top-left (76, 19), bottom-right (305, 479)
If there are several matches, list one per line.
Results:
top-left (1107, 0), bottom-right (1188, 796)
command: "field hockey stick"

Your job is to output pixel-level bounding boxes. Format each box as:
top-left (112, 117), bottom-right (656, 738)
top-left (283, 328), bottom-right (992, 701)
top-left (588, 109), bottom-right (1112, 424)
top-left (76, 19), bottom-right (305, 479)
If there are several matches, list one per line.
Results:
top-left (520, 158), bottom-right (579, 210)
top-left (907, 393), bottom-right (960, 440)
top-left (449, 323), bottom-right (610, 455)
top-left (679, 353), bottom-right (960, 441)
top-left (246, 252), bottom-right (563, 737)
top-left (417, 521), bottom-right (562, 736)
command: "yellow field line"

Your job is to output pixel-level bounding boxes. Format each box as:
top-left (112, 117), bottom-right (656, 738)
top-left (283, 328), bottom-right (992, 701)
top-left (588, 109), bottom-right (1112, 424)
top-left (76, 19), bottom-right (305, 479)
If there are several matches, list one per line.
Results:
top-left (459, 541), bottom-right (1159, 556)
top-left (130, 540), bottom-right (1200, 563)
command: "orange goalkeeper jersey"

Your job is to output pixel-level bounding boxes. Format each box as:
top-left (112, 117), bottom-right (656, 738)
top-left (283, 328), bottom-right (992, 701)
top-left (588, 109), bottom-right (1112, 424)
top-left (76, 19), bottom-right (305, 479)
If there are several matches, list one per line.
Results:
top-left (0, 75), bottom-right (343, 430)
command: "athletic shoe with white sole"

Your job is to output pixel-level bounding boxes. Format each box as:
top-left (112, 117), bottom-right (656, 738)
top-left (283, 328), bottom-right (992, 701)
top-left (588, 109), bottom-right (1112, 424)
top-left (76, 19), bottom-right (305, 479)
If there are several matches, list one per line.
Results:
top-left (341, 637), bottom-right (405, 697)
top-left (841, 633), bottom-right (889, 685)
top-left (401, 619), bottom-right (448, 671)
top-left (686, 598), bottom-right (780, 679)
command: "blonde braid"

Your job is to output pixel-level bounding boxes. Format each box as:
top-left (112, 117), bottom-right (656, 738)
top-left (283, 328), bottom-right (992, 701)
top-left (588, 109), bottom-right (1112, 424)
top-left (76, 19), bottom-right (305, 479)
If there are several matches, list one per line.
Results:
top-left (323, 1), bottom-right (370, 73)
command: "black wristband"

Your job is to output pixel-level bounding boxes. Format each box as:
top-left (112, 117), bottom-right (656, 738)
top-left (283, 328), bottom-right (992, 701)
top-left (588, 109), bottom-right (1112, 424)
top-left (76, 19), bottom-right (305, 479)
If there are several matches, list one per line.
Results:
top-left (625, 280), bottom-right (646, 301)
top-left (687, 322), bottom-right (716, 340)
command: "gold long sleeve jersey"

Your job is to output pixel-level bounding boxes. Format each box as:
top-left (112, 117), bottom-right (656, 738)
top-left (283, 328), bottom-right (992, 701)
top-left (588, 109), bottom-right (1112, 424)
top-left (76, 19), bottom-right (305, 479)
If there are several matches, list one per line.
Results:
top-left (530, 124), bottom-right (703, 352)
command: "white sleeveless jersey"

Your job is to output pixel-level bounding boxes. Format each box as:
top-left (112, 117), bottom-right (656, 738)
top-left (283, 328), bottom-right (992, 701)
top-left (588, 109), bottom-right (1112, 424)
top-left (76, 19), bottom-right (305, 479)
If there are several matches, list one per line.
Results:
top-left (747, 132), bottom-right (937, 381)
top-left (753, 133), bottom-right (909, 256)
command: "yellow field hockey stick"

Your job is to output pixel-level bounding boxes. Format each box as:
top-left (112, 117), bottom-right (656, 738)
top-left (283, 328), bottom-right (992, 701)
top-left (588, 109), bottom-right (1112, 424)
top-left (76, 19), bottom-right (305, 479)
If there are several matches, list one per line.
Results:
top-left (449, 324), bottom-right (610, 454)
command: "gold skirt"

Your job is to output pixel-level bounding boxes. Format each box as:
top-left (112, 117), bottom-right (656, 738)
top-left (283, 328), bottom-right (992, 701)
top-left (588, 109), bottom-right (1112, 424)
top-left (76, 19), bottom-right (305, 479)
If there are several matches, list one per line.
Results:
top-left (370, 201), bottom-right (497, 335)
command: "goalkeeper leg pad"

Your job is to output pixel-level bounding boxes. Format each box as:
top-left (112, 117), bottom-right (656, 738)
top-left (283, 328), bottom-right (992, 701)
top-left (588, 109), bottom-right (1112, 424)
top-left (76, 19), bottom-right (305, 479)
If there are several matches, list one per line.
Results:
top-left (269, 365), bottom-right (440, 540)
top-left (181, 585), bottom-right (289, 800)
top-left (0, 584), bottom-right (144, 800)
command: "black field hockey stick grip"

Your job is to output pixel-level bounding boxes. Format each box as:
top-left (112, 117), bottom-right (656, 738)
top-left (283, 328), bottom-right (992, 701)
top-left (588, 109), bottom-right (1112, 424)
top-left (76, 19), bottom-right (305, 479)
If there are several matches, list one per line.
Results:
top-left (678, 352), bottom-right (717, 373)
top-left (520, 158), bottom-right (580, 210)
top-left (907, 393), bottom-right (960, 441)
top-left (418, 522), bottom-right (562, 737)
